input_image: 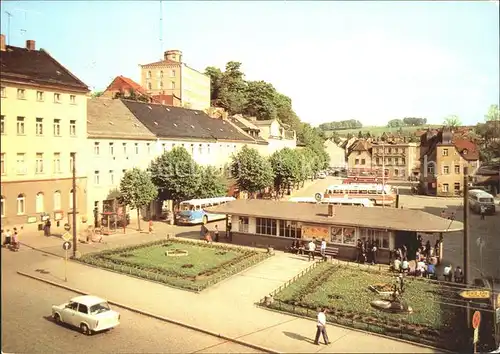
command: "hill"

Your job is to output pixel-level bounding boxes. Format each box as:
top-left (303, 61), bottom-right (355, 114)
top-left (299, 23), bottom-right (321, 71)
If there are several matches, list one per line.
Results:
top-left (323, 124), bottom-right (443, 138)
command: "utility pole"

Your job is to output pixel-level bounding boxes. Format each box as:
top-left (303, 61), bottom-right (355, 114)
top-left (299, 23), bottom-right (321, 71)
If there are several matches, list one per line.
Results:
top-left (382, 143), bottom-right (385, 208)
top-left (71, 153), bottom-right (78, 258)
top-left (5, 11), bottom-right (13, 45)
top-left (159, 0), bottom-right (163, 58)
top-left (463, 166), bottom-right (470, 285)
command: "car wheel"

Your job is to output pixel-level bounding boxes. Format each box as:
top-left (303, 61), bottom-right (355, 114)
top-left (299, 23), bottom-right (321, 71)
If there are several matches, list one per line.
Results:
top-left (53, 313), bottom-right (61, 324)
top-left (202, 215), bottom-right (208, 224)
top-left (80, 323), bottom-right (90, 335)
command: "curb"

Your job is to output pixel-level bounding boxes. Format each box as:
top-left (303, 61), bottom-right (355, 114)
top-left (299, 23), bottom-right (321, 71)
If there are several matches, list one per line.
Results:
top-left (16, 271), bottom-right (280, 354)
top-left (255, 304), bottom-right (453, 354)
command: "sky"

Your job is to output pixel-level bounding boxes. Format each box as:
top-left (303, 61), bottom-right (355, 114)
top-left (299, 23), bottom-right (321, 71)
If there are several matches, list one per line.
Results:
top-left (1, 1), bottom-right (499, 127)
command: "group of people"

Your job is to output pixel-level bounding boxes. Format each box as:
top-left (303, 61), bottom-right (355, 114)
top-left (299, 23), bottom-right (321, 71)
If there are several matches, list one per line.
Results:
top-left (355, 239), bottom-right (378, 265)
top-left (200, 224), bottom-right (220, 243)
top-left (289, 238), bottom-right (328, 261)
top-left (2, 228), bottom-right (21, 251)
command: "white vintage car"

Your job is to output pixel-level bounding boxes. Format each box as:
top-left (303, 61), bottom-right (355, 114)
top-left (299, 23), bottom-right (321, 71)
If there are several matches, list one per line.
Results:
top-left (51, 295), bottom-right (120, 335)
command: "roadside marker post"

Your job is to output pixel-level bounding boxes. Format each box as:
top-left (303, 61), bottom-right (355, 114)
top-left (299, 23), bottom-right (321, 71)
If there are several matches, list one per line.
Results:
top-left (472, 311), bottom-right (481, 353)
top-left (62, 241), bottom-right (72, 282)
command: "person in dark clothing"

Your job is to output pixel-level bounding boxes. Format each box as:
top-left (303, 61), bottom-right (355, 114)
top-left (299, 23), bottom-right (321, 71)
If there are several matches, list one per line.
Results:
top-left (44, 219), bottom-right (51, 236)
top-left (361, 242), bottom-right (367, 264)
top-left (480, 205), bottom-right (486, 220)
top-left (402, 245), bottom-right (408, 260)
top-left (356, 239), bottom-right (363, 263)
top-left (424, 240), bottom-right (431, 258)
top-left (214, 225), bottom-right (219, 242)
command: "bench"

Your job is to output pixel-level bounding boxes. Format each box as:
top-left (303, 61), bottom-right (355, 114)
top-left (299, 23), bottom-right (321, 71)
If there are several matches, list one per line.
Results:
top-left (318, 247), bottom-right (339, 261)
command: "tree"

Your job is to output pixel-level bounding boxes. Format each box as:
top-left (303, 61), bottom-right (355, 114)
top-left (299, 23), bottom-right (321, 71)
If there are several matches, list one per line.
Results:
top-left (197, 166), bottom-right (227, 198)
top-left (387, 119), bottom-right (404, 128)
top-left (230, 145), bottom-right (274, 197)
top-left (148, 147), bottom-right (202, 207)
top-left (114, 88), bottom-right (150, 103)
top-left (485, 104), bottom-right (500, 121)
top-left (358, 131), bottom-right (363, 138)
top-left (206, 61), bottom-right (248, 114)
top-left (91, 91), bottom-right (104, 98)
top-left (270, 148), bottom-right (300, 196)
top-left (443, 115), bottom-right (462, 127)
top-left (244, 80), bottom-right (277, 120)
top-left (330, 131), bottom-right (341, 144)
top-left (119, 168), bottom-right (158, 230)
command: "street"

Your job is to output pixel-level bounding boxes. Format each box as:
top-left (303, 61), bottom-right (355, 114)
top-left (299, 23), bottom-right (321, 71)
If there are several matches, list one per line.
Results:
top-left (1, 250), bottom-right (261, 354)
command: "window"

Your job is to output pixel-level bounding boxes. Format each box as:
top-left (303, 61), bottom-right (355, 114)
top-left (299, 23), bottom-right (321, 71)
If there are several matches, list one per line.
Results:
top-left (443, 166), bottom-right (449, 174)
top-left (17, 117), bottom-right (25, 135)
top-left (159, 71), bottom-right (164, 78)
top-left (54, 190), bottom-right (61, 210)
top-left (402, 157), bottom-right (406, 165)
top-left (361, 159), bottom-right (366, 165)
top-left (109, 170), bottom-right (114, 184)
top-left (135, 143), bottom-right (139, 154)
top-left (207, 144), bottom-right (211, 155)
top-left (0, 87), bottom-right (5, 97)
top-left (238, 217), bottom-right (249, 232)
top-left (147, 143), bottom-right (151, 154)
top-left (0, 153), bottom-right (4, 175)
top-left (69, 120), bottom-right (76, 136)
top-left (147, 82), bottom-right (152, 90)
top-left (37, 91), bottom-right (44, 101)
top-left (359, 228), bottom-right (389, 249)
top-left (94, 142), bottom-right (100, 155)
top-left (77, 304), bottom-right (88, 314)
top-left (170, 81), bottom-right (175, 89)
top-left (454, 182), bottom-right (461, 194)
top-left (53, 119), bottom-right (61, 136)
top-left (36, 192), bottom-right (44, 213)
top-left (35, 153), bottom-right (44, 173)
top-left (70, 95), bottom-right (76, 104)
top-left (69, 189), bottom-right (74, 209)
top-left (190, 144), bottom-right (194, 154)
top-left (122, 143), bottom-right (127, 154)
top-left (256, 218), bottom-right (277, 236)
top-left (16, 153), bottom-right (26, 174)
top-left (427, 165), bottom-right (435, 174)
top-left (170, 69), bottom-right (176, 77)
top-left (394, 169), bottom-right (399, 176)
top-left (17, 193), bottom-right (26, 215)
top-left (355, 159), bottom-right (359, 165)
top-left (52, 153), bottom-right (61, 174)
top-left (0, 115), bottom-right (4, 134)
top-left (17, 89), bottom-right (26, 99)
top-left (35, 118), bottom-right (43, 135)
top-left (442, 149), bottom-right (448, 156)
top-left (454, 165), bottom-right (460, 174)
top-left (279, 220), bottom-right (302, 239)
top-left (0, 195), bottom-right (4, 217)
top-left (375, 158), bottom-right (380, 165)
top-left (94, 171), bottom-right (100, 185)
top-left (442, 183), bottom-right (449, 193)
top-left (54, 93), bottom-right (61, 103)
top-left (159, 81), bottom-right (163, 89)
top-left (198, 144), bottom-right (203, 155)
top-left (109, 143), bottom-right (114, 155)
top-left (147, 71), bottom-right (151, 79)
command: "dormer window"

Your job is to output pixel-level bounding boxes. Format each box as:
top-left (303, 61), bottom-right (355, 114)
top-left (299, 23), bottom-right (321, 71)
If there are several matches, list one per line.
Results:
top-left (462, 149), bottom-right (468, 155)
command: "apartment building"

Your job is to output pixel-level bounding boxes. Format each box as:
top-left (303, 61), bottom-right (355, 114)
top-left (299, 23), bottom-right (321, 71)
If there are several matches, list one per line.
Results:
top-left (139, 50), bottom-right (210, 111)
top-left (324, 139), bottom-right (347, 169)
top-left (0, 35), bottom-right (89, 231)
top-left (346, 139), bottom-right (373, 172)
top-left (419, 128), bottom-right (479, 196)
top-left (251, 118), bottom-right (297, 154)
top-left (371, 140), bottom-right (420, 180)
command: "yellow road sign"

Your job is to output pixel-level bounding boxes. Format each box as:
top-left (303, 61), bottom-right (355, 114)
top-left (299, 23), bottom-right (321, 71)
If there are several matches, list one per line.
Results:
top-left (61, 232), bottom-right (71, 242)
top-left (459, 290), bottom-right (491, 299)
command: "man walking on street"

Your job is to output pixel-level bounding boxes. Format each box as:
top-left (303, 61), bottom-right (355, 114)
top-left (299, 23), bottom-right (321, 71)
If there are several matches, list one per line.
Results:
top-left (480, 205), bottom-right (486, 220)
top-left (308, 239), bottom-right (316, 261)
top-left (314, 308), bottom-right (330, 345)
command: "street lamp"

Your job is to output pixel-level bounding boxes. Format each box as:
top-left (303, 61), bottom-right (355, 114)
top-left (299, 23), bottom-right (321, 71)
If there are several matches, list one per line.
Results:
top-left (70, 152), bottom-right (77, 258)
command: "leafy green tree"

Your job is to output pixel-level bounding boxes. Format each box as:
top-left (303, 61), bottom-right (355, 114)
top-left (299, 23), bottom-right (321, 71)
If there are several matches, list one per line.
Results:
top-left (485, 104), bottom-right (500, 121)
top-left (358, 130), bottom-right (363, 138)
top-left (197, 166), bottom-right (227, 198)
top-left (119, 168), bottom-right (158, 230)
top-left (387, 119), bottom-right (404, 128)
top-left (270, 148), bottom-right (300, 195)
top-left (244, 80), bottom-right (277, 120)
top-left (148, 147), bottom-right (202, 207)
top-left (91, 91), bottom-right (104, 98)
top-left (443, 114), bottom-right (462, 127)
top-left (230, 145), bottom-right (274, 197)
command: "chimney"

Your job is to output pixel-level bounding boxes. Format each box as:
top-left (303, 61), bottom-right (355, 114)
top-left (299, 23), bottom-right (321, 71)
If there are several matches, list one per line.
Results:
top-left (26, 40), bottom-right (35, 51)
top-left (0, 34), bottom-right (5, 51)
top-left (328, 204), bottom-right (335, 217)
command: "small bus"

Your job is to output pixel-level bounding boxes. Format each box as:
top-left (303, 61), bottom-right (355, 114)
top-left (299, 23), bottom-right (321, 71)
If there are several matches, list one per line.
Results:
top-left (289, 197), bottom-right (374, 207)
top-left (176, 197), bottom-right (236, 225)
top-left (468, 190), bottom-right (496, 215)
top-left (318, 184), bottom-right (395, 206)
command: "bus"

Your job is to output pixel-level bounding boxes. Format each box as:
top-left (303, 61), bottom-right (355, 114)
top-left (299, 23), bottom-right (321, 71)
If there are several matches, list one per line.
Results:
top-left (289, 197), bottom-right (374, 207)
top-left (468, 189), bottom-right (496, 215)
top-left (176, 197), bottom-right (236, 225)
top-left (317, 184), bottom-right (396, 206)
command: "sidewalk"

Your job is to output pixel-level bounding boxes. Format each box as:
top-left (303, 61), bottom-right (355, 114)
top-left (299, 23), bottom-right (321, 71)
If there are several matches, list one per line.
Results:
top-left (15, 249), bottom-right (436, 353)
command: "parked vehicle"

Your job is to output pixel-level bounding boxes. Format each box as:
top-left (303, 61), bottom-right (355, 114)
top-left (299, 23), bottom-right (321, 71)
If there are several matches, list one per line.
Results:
top-left (318, 183), bottom-right (395, 206)
top-left (289, 196), bottom-right (374, 207)
top-left (468, 189), bottom-right (496, 215)
top-left (176, 197), bottom-right (236, 225)
top-left (52, 295), bottom-right (120, 335)
top-left (317, 172), bottom-right (327, 179)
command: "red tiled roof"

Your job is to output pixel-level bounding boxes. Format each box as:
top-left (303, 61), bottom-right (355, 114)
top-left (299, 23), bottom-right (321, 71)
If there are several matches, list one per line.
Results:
top-left (104, 76), bottom-right (147, 95)
top-left (140, 59), bottom-right (181, 68)
top-left (453, 139), bottom-right (479, 161)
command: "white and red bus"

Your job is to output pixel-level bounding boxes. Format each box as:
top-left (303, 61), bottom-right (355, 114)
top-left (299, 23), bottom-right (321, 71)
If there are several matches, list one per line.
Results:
top-left (316, 184), bottom-right (396, 206)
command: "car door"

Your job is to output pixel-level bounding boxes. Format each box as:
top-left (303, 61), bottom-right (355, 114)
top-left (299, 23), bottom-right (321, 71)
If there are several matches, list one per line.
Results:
top-left (61, 301), bottom-right (79, 327)
top-left (76, 303), bottom-right (90, 328)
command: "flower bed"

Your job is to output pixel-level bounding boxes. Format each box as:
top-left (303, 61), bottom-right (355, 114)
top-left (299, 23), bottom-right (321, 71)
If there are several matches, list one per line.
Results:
top-left (262, 262), bottom-right (467, 351)
top-left (78, 239), bottom-right (271, 291)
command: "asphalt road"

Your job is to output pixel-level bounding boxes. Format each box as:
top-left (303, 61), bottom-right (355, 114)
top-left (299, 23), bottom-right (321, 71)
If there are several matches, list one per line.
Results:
top-left (1, 250), bottom-right (262, 354)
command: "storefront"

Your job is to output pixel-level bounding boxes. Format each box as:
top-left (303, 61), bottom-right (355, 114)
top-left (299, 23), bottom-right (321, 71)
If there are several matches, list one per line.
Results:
top-left (206, 199), bottom-right (463, 263)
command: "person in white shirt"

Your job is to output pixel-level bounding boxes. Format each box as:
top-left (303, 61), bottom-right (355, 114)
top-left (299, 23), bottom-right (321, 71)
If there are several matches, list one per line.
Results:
top-left (416, 260), bottom-right (426, 276)
top-left (401, 258), bottom-right (409, 273)
top-left (393, 258), bottom-right (401, 272)
top-left (314, 308), bottom-right (330, 345)
top-left (320, 238), bottom-right (327, 260)
top-left (443, 264), bottom-right (453, 282)
top-left (308, 240), bottom-right (316, 261)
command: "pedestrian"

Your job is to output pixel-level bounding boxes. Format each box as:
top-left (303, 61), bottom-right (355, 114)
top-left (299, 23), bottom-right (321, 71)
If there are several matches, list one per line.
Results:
top-left (356, 239), bottom-right (363, 263)
top-left (480, 205), bottom-right (486, 220)
top-left (314, 308), bottom-right (330, 345)
top-left (320, 238), bottom-right (327, 261)
top-left (2, 229), bottom-right (12, 247)
top-left (402, 245), bottom-right (408, 260)
top-left (214, 225), bottom-right (219, 242)
top-left (397, 274), bottom-right (405, 293)
top-left (425, 240), bottom-right (431, 258)
top-left (148, 219), bottom-right (154, 234)
top-left (308, 239), bottom-right (316, 261)
top-left (44, 219), bottom-right (52, 237)
top-left (371, 240), bottom-right (378, 265)
top-left (443, 264), bottom-right (453, 282)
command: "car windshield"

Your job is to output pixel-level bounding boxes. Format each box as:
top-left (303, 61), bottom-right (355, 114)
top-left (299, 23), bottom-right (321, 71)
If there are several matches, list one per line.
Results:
top-left (89, 302), bottom-right (111, 315)
top-left (479, 198), bottom-right (493, 203)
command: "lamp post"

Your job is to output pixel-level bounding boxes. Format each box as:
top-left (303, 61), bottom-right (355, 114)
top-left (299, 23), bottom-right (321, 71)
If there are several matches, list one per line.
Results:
top-left (71, 152), bottom-right (77, 258)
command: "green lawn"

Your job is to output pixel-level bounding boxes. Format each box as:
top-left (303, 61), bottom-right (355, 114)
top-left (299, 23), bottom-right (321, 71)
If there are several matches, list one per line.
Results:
top-left (266, 262), bottom-right (466, 350)
top-left (324, 125), bottom-right (442, 137)
top-left (79, 239), bottom-right (270, 291)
